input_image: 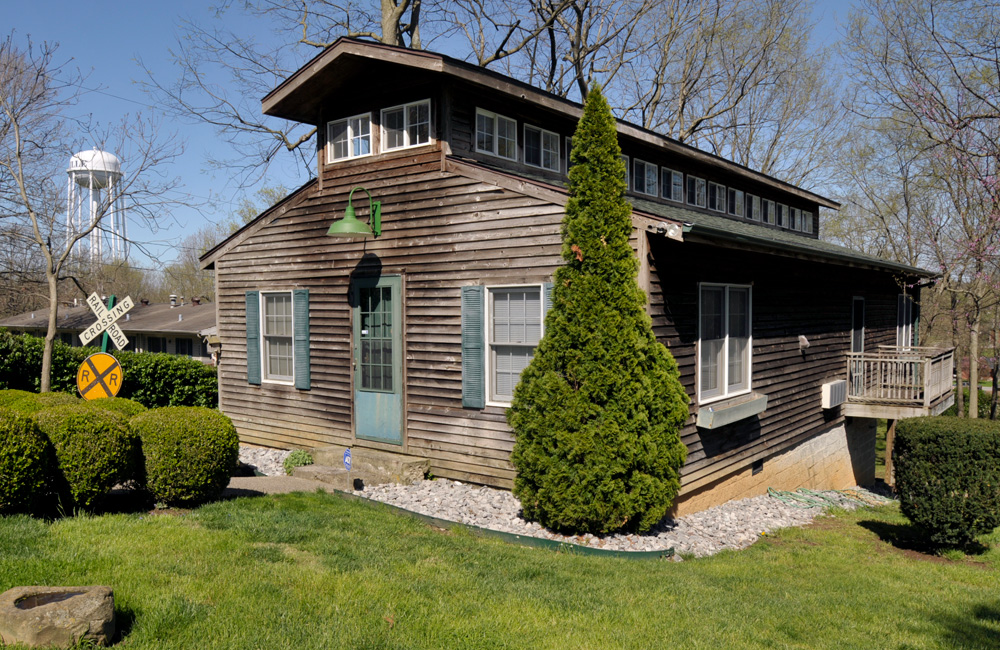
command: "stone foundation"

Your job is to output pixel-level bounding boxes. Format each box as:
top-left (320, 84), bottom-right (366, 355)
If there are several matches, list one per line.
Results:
top-left (674, 418), bottom-right (877, 516)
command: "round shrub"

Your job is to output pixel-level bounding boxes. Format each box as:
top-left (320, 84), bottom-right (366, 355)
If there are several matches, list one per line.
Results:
top-left (131, 407), bottom-right (239, 506)
top-left (34, 404), bottom-right (139, 512)
top-left (283, 449), bottom-right (313, 476)
top-left (0, 408), bottom-right (53, 515)
top-left (894, 416), bottom-right (1000, 548)
top-left (5, 391), bottom-right (80, 415)
top-left (85, 397), bottom-right (148, 419)
top-left (0, 389), bottom-right (37, 409)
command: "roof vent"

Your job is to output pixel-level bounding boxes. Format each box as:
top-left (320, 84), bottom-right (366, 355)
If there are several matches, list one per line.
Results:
top-left (178, 313), bottom-right (183, 322)
top-left (140, 299), bottom-right (149, 306)
top-left (169, 294), bottom-right (177, 307)
top-left (191, 297), bottom-right (201, 306)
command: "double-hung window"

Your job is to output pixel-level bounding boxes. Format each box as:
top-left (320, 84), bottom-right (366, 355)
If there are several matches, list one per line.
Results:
top-left (382, 100), bottom-right (430, 151)
top-left (708, 182), bottom-right (726, 212)
top-left (262, 292), bottom-right (294, 382)
top-left (802, 210), bottom-right (814, 234)
top-left (762, 199), bottom-right (774, 224)
top-left (746, 194), bottom-right (760, 221)
top-left (327, 113), bottom-right (372, 162)
top-left (789, 207), bottom-right (800, 231)
top-left (728, 188), bottom-right (745, 217)
top-left (661, 168), bottom-right (683, 202)
top-left (775, 203), bottom-right (786, 228)
top-left (633, 159), bottom-right (658, 196)
top-left (524, 125), bottom-right (560, 171)
top-left (687, 175), bottom-right (707, 208)
top-left (699, 284), bottom-right (752, 403)
top-left (620, 155), bottom-right (630, 189)
top-left (476, 109), bottom-right (517, 160)
top-left (488, 286), bottom-right (542, 404)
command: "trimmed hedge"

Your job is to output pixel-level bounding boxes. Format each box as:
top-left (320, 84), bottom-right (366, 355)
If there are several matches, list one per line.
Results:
top-left (894, 416), bottom-right (1000, 547)
top-left (1, 391), bottom-right (80, 414)
top-left (0, 330), bottom-right (217, 408)
top-left (132, 407), bottom-right (238, 505)
top-left (34, 404), bottom-right (140, 511)
top-left (0, 409), bottom-right (52, 515)
top-left (942, 388), bottom-right (992, 419)
top-left (85, 397), bottom-right (148, 419)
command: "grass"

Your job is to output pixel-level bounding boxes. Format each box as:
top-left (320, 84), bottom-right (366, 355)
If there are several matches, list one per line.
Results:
top-left (1, 492), bottom-right (998, 649)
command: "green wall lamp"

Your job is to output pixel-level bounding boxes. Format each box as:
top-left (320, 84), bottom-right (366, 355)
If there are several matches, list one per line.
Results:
top-left (327, 186), bottom-right (382, 238)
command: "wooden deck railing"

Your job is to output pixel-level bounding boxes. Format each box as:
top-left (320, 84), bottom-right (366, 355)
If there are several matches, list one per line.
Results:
top-left (846, 346), bottom-right (954, 409)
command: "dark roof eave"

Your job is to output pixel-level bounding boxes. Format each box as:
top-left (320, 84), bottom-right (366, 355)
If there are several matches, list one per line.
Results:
top-left (683, 222), bottom-right (935, 278)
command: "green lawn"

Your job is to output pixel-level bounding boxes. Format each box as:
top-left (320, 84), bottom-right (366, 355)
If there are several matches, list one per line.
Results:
top-left (1, 491), bottom-right (998, 649)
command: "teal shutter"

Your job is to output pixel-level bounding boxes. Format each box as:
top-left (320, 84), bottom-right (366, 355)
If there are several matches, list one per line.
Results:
top-left (245, 291), bottom-right (261, 385)
top-left (293, 289), bottom-right (311, 390)
top-left (461, 285), bottom-right (485, 409)
top-left (543, 282), bottom-right (554, 314)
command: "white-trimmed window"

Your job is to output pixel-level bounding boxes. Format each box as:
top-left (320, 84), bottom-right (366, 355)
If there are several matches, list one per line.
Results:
top-left (802, 210), bottom-right (814, 234)
top-left (381, 100), bottom-right (430, 151)
top-left (699, 284), bottom-right (752, 403)
top-left (789, 207), bottom-right (800, 231)
top-left (708, 182), bottom-right (726, 212)
top-left (327, 113), bottom-right (372, 163)
top-left (564, 137), bottom-right (574, 173)
top-left (776, 203), bottom-right (786, 228)
top-left (633, 159), bottom-right (658, 196)
top-left (728, 188), bottom-right (745, 217)
top-left (487, 286), bottom-right (543, 404)
top-left (897, 294), bottom-right (916, 348)
top-left (476, 109), bottom-right (517, 160)
top-left (687, 175), bottom-right (707, 208)
top-left (262, 292), bottom-right (294, 383)
top-left (524, 125), bottom-right (560, 171)
top-left (661, 168), bottom-right (683, 202)
top-left (762, 199), bottom-right (775, 224)
top-left (746, 194), bottom-right (760, 221)
top-left (620, 154), bottom-right (630, 189)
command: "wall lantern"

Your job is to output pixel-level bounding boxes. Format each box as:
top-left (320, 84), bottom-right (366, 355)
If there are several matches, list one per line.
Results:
top-left (327, 186), bottom-right (381, 238)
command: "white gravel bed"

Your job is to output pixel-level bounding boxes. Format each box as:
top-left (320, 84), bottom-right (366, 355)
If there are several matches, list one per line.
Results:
top-left (354, 479), bottom-right (891, 557)
top-left (237, 444), bottom-right (892, 558)
top-left (238, 444), bottom-right (292, 477)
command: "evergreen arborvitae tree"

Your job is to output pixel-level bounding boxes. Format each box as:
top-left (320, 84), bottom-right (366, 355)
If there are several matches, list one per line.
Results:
top-left (507, 85), bottom-right (689, 535)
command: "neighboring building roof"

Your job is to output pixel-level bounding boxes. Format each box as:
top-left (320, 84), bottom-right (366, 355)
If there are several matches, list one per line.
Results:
top-left (0, 301), bottom-right (216, 337)
top-left (261, 37), bottom-right (839, 210)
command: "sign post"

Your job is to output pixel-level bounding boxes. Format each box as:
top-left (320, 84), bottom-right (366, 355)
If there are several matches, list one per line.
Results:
top-left (76, 293), bottom-right (134, 400)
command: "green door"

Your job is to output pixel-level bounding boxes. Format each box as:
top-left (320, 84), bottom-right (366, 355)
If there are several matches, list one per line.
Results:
top-left (352, 275), bottom-right (403, 445)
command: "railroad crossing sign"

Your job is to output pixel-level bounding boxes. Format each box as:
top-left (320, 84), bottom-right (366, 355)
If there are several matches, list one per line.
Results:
top-left (79, 293), bottom-right (134, 351)
top-left (77, 352), bottom-right (123, 400)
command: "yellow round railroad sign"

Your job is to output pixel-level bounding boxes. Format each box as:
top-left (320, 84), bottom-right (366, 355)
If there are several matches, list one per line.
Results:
top-left (76, 353), bottom-right (123, 400)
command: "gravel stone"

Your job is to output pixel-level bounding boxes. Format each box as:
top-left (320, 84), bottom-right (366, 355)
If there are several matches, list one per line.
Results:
top-left (235, 445), bottom-right (892, 557)
top-left (239, 444), bottom-right (292, 477)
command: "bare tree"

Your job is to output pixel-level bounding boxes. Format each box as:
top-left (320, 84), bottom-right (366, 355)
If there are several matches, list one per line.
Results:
top-left (0, 34), bottom-right (183, 392)
top-left (845, 0), bottom-right (1000, 417)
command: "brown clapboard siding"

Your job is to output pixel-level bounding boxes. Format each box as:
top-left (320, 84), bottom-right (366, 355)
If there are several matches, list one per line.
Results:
top-left (646, 236), bottom-right (903, 493)
top-left (214, 142), bottom-right (563, 486)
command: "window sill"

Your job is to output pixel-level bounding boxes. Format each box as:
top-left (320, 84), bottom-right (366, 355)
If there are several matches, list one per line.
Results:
top-left (696, 392), bottom-right (768, 429)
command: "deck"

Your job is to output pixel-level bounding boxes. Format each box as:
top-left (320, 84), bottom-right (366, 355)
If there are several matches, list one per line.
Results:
top-left (843, 346), bottom-right (955, 419)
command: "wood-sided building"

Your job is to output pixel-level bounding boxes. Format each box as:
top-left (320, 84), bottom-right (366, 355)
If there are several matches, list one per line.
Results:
top-left (201, 38), bottom-right (954, 513)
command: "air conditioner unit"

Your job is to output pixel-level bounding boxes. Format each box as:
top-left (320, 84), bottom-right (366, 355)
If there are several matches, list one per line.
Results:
top-left (821, 379), bottom-right (848, 409)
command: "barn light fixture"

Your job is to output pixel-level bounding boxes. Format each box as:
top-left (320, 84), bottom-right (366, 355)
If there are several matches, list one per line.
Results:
top-left (327, 186), bottom-right (381, 238)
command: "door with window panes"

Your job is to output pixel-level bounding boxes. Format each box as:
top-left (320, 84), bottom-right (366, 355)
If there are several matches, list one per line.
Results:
top-left (351, 275), bottom-right (403, 444)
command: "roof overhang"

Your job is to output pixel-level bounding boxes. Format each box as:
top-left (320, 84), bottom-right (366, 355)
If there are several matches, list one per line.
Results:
top-left (262, 38), bottom-right (838, 210)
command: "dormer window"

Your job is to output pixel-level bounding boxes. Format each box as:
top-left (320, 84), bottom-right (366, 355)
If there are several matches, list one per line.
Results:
top-left (382, 100), bottom-right (430, 151)
top-left (476, 109), bottom-right (517, 160)
top-left (728, 188), bottom-right (745, 218)
top-left (762, 199), bottom-right (774, 225)
top-left (708, 182), bottom-right (726, 212)
top-left (327, 113), bottom-right (372, 163)
top-left (789, 207), bottom-right (799, 231)
top-left (776, 203), bottom-right (786, 227)
top-left (661, 168), bottom-right (683, 202)
top-left (633, 159), bottom-right (658, 196)
top-left (803, 211), bottom-right (814, 234)
top-left (524, 125), bottom-right (560, 171)
top-left (746, 194), bottom-right (760, 221)
top-left (687, 175), bottom-right (707, 208)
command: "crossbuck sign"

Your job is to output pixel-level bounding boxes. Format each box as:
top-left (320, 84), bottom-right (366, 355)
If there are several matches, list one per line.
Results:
top-left (79, 293), bottom-right (134, 350)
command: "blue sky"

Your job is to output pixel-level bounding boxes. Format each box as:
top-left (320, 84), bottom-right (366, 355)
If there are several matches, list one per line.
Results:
top-left (7, 1), bottom-right (857, 271)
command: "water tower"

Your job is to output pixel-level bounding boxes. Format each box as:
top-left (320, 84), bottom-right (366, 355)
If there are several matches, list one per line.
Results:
top-left (66, 148), bottom-right (127, 264)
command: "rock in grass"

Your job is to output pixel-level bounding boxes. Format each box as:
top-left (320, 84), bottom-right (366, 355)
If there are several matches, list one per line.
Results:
top-left (0, 585), bottom-right (115, 648)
